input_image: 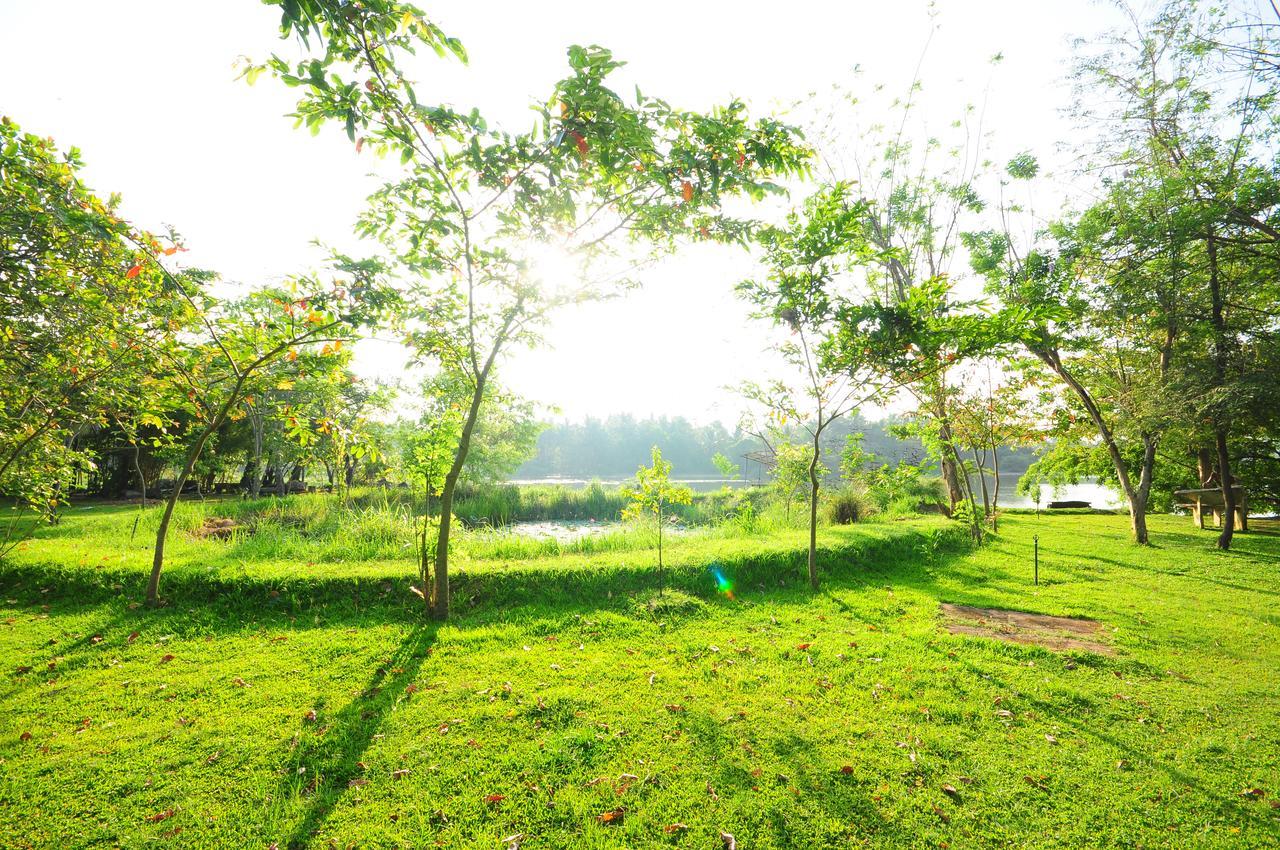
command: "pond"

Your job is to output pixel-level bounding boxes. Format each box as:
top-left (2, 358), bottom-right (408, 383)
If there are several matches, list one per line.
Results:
top-left (478, 519), bottom-right (694, 542)
top-left (971, 474), bottom-right (1123, 509)
top-left (507, 477), bottom-right (754, 492)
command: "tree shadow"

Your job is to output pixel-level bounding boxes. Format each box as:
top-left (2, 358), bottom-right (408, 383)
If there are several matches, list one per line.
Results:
top-left (267, 622), bottom-right (438, 849)
top-left (926, 643), bottom-right (1278, 833)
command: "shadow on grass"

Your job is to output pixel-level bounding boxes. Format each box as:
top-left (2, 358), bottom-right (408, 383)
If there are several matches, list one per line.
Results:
top-left (930, 644), bottom-right (1279, 833)
top-left (269, 623), bottom-right (438, 849)
top-left (0, 522), bottom-right (972, 630)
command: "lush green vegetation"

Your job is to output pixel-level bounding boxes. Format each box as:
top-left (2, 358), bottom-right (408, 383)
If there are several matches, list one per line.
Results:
top-left (2, 504), bottom-right (1278, 848)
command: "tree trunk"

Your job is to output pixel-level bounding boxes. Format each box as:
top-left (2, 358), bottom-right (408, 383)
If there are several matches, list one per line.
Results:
top-left (972, 447), bottom-right (991, 519)
top-left (937, 419), bottom-right (964, 510)
top-left (990, 441), bottom-right (1001, 529)
top-left (145, 372), bottom-right (250, 605)
top-left (807, 431), bottom-right (821, 591)
top-left (1207, 234), bottom-right (1236, 550)
top-left (431, 370), bottom-right (490, 621)
top-left (1038, 347), bottom-right (1149, 543)
top-left (657, 499), bottom-right (664, 589)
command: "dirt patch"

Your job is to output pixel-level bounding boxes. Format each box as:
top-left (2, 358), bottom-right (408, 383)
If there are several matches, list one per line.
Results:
top-left (940, 603), bottom-right (1113, 655)
top-left (192, 517), bottom-right (242, 540)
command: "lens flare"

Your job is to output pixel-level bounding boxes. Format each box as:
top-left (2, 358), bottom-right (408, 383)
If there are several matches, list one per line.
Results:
top-left (711, 566), bottom-right (735, 600)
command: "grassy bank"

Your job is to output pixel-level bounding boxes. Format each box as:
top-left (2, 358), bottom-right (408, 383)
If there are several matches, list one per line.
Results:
top-left (1, 508), bottom-right (1278, 848)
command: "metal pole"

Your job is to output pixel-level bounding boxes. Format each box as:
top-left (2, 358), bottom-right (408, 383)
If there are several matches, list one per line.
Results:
top-left (1034, 534), bottom-right (1039, 586)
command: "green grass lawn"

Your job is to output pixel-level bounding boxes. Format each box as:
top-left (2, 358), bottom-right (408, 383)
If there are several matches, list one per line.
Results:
top-left (2, 505), bottom-right (1278, 848)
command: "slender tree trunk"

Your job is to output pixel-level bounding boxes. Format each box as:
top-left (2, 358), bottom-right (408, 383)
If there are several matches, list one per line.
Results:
top-left (807, 430), bottom-right (821, 591)
top-left (657, 499), bottom-right (664, 590)
top-left (990, 441), bottom-right (1001, 529)
top-left (431, 370), bottom-right (490, 621)
top-left (145, 381), bottom-right (244, 605)
top-left (972, 447), bottom-right (991, 519)
top-left (1207, 234), bottom-right (1236, 550)
top-left (937, 418), bottom-right (964, 510)
top-left (1037, 348), bottom-right (1149, 543)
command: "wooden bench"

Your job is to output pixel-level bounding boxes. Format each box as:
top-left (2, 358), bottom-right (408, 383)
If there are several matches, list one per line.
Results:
top-left (1174, 487), bottom-right (1247, 531)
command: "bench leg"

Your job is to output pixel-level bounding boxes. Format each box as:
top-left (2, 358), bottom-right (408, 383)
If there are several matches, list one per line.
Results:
top-left (1192, 505), bottom-right (1203, 529)
top-left (1213, 508), bottom-right (1223, 528)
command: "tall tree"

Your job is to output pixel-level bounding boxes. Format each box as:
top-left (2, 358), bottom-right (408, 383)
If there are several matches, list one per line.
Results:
top-left (0, 117), bottom-right (183, 548)
top-left (739, 184), bottom-right (885, 590)
top-left (256, 0), bottom-right (810, 618)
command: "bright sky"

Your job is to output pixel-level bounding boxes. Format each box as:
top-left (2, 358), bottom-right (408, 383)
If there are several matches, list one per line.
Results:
top-left (0, 0), bottom-right (1124, 424)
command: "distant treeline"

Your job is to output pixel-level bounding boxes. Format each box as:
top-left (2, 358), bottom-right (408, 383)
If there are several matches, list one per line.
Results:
top-left (514, 414), bottom-right (1038, 481)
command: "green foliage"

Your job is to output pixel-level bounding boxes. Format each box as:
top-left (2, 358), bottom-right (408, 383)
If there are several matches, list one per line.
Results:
top-left (0, 117), bottom-right (185, 524)
top-left (621, 446), bottom-right (693, 572)
top-left (711, 451), bottom-right (739, 479)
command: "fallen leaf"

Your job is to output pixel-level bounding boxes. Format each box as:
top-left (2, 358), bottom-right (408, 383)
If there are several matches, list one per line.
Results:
top-left (1240, 788), bottom-right (1266, 799)
top-left (19, 731), bottom-right (32, 741)
top-left (721, 832), bottom-right (737, 850)
top-left (348, 778), bottom-right (370, 788)
top-left (127, 631), bottom-right (140, 643)
top-left (1045, 734), bottom-right (1058, 744)
top-left (484, 793), bottom-right (505, 804)
top-left (996, 709), bottom-right (1013, 718)
top-left (839, 765), bottom-right (854, 775)
top-left (159, 653), bottom-right (175, 664)
top-left (391, 769), bottom-right (411, 780)
top-left (796, 642), bottom-right (812, 651)
top-left (664, 703), bottom-right (686, 713)
top-left (942, 783), bottom-right (959, 797)
top-left (597, 808), bottom-right (624, 824)
top-left (205, 751), bottom-right (220, 764)
top-left (232, 677), bottom-right (248, 687)
top-left (664, 823), bottom-right (689, 834)
top-left (303, 710), bottom-right (317, 723)
top-left (405, 683), bottom-right (419, 694)
top-left (145, 808), bottom-right (174, 823)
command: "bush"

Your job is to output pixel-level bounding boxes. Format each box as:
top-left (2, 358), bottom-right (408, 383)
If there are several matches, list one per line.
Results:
top-left (826, 489), bottom-right (868, 524)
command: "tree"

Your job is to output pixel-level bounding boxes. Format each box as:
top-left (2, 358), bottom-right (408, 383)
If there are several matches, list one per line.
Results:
top-left (802, 62), bottom-right (994, 514)
top-left (0, 117), bottom-right (183, 547)
top-left (971, 1), bottom-right (1280, 545)
top-left (144, 276), bottom-right (392, 606)
top-left (711, 452), bottom-right (740, 480)
top-left (739, 184), bottom-right (886, 589)
top-left (255, 0), bottom-right (810, 618)
top-left (621, 446), bottom-right (692, 588)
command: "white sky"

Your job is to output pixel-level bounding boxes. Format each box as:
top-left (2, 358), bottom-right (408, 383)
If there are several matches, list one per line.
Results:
top-left (0, 0), bottom-right (1125, 424)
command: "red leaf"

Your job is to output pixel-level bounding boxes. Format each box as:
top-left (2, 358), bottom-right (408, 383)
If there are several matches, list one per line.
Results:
top-left (570, 131), bottom-right (588, 155)
top-left (125, 264), bottom-right (143, 279)
top-left (596, 808), bottom-right (624, 824)
top-left (736, 151), bottom-right (747, 167)
top-left (484, 793), bottom-right (505, 804)
top-left (146, 808), bottom-right (175, 823)
top-left (664, 823), bottom-right (689, 834)
top-left (681, 181), bottom-right (693, 202)
top-left (839, 765), bottom-right (854, 774)
top-left (19, 731), bottom-right (32, 741)
top-left (356, 137), bottom-right (365, 154)
top-left (159, 653), bottom-right (175, 664)
top-left (127, 631), bottom-right (139, 643)
top-left (795, 642), bottom-right (812, 651)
